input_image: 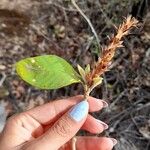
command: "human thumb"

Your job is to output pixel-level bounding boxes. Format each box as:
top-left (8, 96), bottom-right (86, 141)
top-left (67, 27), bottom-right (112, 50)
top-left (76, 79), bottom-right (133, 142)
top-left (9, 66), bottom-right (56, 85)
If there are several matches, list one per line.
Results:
top-left (30, 100), bottom-right (89, 150)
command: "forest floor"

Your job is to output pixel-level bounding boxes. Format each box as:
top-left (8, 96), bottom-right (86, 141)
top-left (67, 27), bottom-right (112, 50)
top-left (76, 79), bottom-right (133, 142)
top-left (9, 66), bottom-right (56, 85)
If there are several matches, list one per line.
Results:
top-left (0, 0), bottom-right (150, 150)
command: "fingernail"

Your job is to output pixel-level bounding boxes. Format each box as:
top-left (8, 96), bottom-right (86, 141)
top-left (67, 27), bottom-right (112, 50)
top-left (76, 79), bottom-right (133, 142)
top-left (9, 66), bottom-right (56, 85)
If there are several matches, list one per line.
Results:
top-left (110, 138), bottom-right (117, 146)
top-left (69, 101), bottom-right (89, 122)
top-left (97, 120), bottom-right (109, 129)
top-left (101, 100), bottom-right (108, 108)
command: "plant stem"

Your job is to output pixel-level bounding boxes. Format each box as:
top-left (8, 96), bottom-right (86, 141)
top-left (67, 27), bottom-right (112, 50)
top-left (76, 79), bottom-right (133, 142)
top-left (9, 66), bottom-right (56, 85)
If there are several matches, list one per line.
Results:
top-left (72, 137), bottom-right (77, 150)
top-left (71, 0), bottom-right (101, 55)
top-left (84, 85), bottom-right (91, 100)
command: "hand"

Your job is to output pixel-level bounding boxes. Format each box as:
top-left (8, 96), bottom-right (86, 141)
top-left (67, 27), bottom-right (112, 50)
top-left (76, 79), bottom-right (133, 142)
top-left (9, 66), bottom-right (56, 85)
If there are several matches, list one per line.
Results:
top-left (0, 95), bottom-right (117, 150)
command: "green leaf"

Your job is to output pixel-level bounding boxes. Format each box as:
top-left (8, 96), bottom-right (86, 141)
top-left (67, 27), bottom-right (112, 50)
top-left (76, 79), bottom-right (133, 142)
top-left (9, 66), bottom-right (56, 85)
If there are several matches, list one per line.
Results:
top-left (16, 55), bottom-right (81, 89)
top-left (85, 64), bottom-right (90, 75)
top-left (90, 76), bottom-right (103, 91)
top-left (77, 64), bottom-right (86, 83)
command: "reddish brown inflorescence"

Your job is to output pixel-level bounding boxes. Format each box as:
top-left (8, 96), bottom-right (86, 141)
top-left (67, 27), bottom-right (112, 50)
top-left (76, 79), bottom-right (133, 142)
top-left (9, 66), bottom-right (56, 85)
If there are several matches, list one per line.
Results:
top-left (86, 16), bottom-right (138, 87)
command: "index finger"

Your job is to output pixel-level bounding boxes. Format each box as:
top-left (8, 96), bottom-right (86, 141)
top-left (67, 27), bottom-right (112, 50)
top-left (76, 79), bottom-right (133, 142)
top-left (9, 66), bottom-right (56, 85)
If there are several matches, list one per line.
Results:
top-left (26, 95), bottom-right (108, 125)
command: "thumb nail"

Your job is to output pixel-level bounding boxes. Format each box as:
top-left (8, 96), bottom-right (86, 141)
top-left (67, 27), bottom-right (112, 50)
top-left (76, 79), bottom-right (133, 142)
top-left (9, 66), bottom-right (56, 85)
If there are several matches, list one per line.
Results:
top-left (69, 101), bottom-right (89, 122)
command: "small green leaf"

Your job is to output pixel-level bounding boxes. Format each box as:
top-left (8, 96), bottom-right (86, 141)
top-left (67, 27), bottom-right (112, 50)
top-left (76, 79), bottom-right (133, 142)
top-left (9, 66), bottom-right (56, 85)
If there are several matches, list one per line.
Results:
top-left (77, 64), bottom-right (86, 83)
top-left (85, 64), bottom-right (90, 75)
top-left (16, 55), bottom-right (81, 89)
top-left (90, 76), bottom-right (103, 91)
top-left (93, 76), bottom-right (103, 85)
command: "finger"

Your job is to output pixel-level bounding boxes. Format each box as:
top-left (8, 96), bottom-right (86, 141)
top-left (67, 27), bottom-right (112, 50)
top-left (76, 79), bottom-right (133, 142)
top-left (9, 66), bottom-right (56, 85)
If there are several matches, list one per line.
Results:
top-left (43, 114), bottom-right (108, 134)
top-left (76, 137), bottom-right (117, 150)
top-left (81, 114), bottom-right (108, 134)
top-left (26, 95), bottom-right (108, 125)
top-left (29, 101), bottom-right (89, 150)
top-left (63, 136), bottom-right (117, 150)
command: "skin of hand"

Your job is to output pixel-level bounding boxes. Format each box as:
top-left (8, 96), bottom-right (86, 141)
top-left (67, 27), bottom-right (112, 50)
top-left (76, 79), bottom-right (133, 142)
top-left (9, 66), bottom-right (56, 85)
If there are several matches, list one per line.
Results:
top-left (0, 95), bottom-right (117, 150)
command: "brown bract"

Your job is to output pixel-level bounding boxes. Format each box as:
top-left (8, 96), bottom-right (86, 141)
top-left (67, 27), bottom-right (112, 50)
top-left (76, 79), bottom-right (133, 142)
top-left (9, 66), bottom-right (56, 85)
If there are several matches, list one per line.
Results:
top-left (86, 16), bottom-right (139, 87)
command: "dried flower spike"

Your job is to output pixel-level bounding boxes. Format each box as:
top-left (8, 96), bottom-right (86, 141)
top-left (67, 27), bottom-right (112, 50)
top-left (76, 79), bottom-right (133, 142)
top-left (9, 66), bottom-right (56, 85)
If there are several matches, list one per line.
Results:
top-left (86, 16), bottom-right (138, 87)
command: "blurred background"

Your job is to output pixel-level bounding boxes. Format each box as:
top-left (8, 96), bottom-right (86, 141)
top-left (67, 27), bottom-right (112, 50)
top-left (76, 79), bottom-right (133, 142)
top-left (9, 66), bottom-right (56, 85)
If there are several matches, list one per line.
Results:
top-left (0, 0), bottom-right (149, 149)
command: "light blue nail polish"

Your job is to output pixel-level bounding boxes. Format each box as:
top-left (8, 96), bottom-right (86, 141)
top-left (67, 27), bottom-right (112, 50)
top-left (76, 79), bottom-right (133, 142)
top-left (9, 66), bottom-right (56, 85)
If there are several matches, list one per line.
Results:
top-left (69, 101), bottom-right (89, 122)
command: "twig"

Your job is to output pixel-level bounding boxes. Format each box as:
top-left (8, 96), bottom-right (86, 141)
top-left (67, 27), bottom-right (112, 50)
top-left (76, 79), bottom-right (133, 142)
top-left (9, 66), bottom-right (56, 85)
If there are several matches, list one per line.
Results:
top-left (110, 89), bottom-right (128, 108)
top-left (72, 137), bottom-right (77, 150)
top-left (71, 0), bottom-right (101, 55)
top-left (102, 74), bottom-right (108, 99)
top-left (96, 0), bottom-right (114, 27)
top-left (0, 72), bottom-right (6, 87)
top-left (45, 1), bottom-right (78, 12)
